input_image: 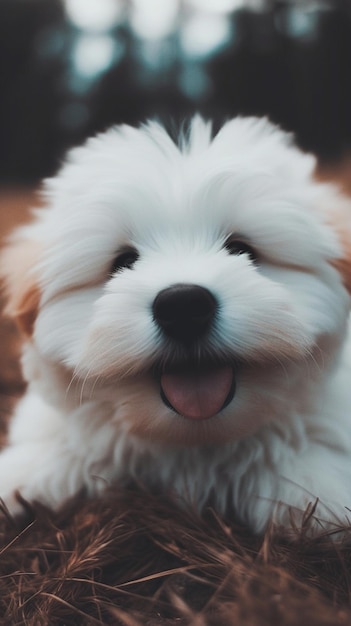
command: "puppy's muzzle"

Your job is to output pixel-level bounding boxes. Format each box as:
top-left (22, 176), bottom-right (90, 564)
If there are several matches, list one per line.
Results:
top-left (153, 285), bottom-right (234, 420)
top-left (152, 283), bottom-right (217, 343)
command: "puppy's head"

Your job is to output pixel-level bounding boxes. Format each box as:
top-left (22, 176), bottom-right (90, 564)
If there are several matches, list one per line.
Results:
top-left (3, 117), bottom-right (351, 445)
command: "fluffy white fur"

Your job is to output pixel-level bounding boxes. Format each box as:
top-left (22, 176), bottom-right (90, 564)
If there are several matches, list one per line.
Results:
top-left (2, 116), bottom-right (351, 534)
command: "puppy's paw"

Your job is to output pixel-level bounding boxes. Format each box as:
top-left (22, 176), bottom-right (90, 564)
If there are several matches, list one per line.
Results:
top-left (0, 445), bottom-right (40, 515)
top-left (272, 466), bottom-right (351, 538)
top-left (0, 440), bottom-right (76, 515)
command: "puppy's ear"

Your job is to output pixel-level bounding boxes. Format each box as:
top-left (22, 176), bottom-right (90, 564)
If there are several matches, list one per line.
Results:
top-left (327, 199), bottom-right (351, 295)
top-left (1, 237), bottom-right (41, 337)
top-left (332, 225), bottom-right (351, 294)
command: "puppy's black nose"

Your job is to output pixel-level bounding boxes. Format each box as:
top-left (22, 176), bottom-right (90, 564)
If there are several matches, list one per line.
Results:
top-left (153, 284), bottom-right (217, 342)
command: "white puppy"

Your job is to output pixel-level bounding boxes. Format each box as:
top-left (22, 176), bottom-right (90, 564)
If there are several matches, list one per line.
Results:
top-left (1, 116), bottom-right (351, 533)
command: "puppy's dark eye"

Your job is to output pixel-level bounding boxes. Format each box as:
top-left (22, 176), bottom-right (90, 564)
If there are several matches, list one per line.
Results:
top-left (225, 239), bottom-right (258, 264)
top-left (110, 249), bottom-right (139, 275)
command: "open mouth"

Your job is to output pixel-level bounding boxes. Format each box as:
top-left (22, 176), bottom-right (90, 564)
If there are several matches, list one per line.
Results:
top-left (159, 365), bottom-right (236, 420)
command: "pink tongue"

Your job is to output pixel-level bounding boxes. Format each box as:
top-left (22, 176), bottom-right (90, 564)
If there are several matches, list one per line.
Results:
top-left (161, 366), bottom-right (234, 420)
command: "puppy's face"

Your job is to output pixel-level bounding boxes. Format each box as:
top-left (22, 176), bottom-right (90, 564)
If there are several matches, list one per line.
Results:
top-left (5, 118), bottom-right (351, 445)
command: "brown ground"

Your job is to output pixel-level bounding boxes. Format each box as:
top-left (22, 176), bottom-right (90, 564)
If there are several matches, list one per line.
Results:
top-left (1, 170), bottom-right (351, 625)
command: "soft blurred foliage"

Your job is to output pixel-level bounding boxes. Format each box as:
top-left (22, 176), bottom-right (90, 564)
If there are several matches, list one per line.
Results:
top-left (0, 0), bottom-right (350, 183)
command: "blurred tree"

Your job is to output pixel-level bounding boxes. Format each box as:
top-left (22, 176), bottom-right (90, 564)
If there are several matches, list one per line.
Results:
top-left (0, 0), bottom-right (350, 183)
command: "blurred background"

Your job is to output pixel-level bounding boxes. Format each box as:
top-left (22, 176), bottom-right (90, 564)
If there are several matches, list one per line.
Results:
top-left (1, 0), bottom-right (351, 184)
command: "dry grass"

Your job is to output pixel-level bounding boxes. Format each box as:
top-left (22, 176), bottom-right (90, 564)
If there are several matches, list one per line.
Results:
top-left (1, 490), bottom-right (351, 625)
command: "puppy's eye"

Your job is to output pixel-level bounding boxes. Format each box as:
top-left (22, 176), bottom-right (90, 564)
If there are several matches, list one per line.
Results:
top-left (110, 248), bottom-right (139, 275)
top-left (225, 239), bottom-right (258, 264)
